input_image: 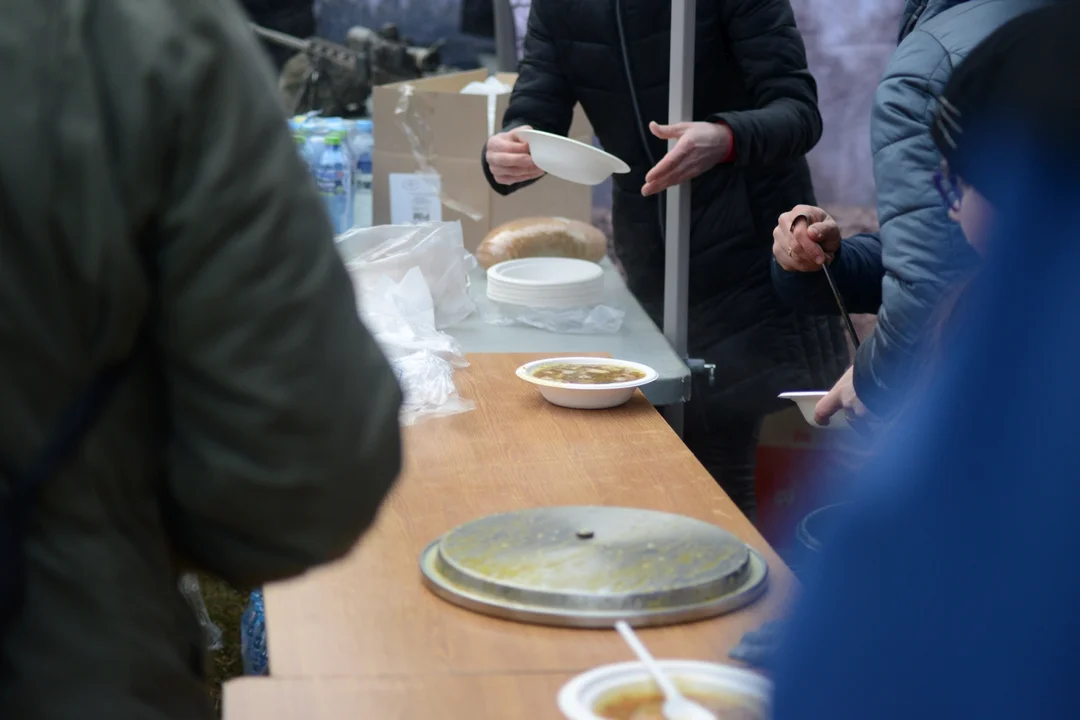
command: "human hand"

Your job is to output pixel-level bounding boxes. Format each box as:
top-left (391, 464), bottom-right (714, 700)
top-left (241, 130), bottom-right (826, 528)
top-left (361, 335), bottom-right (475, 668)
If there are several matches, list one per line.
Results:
top-left (485, 126), bottom-right (545, 185)
top-left (773, 205), bottom-right (842, 272)
top-left (814, 366), bottom-right (871, 427)
top-left (641, 121), bottom-right (733, 196)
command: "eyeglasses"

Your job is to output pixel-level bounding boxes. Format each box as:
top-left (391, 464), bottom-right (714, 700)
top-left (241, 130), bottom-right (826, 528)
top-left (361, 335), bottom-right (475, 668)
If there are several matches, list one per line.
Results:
top-left (934, 159), bottom-right (963, 212)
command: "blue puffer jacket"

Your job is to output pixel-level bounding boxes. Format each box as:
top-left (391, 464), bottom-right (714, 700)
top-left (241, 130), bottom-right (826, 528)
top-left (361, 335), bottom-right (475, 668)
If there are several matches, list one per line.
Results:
top-left (772, 0), bottom-right (1054, 414)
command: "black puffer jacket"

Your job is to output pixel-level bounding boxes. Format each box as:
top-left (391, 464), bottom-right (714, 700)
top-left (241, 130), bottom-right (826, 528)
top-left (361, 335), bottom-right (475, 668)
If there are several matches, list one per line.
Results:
top-left (483, 0), bottom-right (848, 413)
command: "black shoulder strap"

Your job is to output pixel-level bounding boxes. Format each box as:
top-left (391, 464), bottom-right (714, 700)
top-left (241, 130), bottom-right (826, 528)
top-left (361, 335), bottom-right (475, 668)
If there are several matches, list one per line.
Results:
top-left (1, 344), bottom-right (142, 631)
top-left (13, 353), bottom-right (137, 499)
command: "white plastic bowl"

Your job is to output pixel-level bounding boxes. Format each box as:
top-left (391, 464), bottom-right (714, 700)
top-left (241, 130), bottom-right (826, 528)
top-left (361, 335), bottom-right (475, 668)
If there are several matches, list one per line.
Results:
top-left (517, 357), bottom-right (658, 410)
top-left (487, 258), bottom-right (606, 308)
top-left (516, 129), bottom-right (631, 186)
top-left (778, 391), bottom-right (850, 430)
top-left (488, 257), bottom-right (604, 287)
top-left (557, 660), bottom-right (771, 720)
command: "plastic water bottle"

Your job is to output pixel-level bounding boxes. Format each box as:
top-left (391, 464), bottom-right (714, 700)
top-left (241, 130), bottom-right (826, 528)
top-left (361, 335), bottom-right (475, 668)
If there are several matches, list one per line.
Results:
top-left (240, 589), bottom-right (269, 676)
top-left (293, 133), bottom-right (312, 169)
top-left (353, 119), bottom-right (374, 229)
top-left (313, 132), bottom-right (353, 235)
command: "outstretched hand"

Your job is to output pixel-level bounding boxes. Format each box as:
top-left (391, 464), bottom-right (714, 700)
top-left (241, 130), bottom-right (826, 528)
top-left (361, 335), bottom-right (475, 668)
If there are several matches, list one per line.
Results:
top-left (641, 121), bottom-right (733, 196)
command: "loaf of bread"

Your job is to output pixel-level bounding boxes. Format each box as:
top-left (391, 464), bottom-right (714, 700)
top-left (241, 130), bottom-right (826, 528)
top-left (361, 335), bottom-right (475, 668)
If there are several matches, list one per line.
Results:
top-left (476, 217), bottom-right (607, 269)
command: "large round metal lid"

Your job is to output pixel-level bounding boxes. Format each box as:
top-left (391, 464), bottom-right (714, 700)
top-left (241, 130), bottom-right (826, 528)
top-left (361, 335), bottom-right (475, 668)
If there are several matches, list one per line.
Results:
top-left (420, 506), bottom-right (769, 628)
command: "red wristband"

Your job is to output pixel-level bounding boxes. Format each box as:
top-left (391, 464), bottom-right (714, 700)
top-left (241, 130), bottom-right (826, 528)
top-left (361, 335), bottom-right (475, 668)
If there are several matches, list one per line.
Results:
top-left (714, 121), bottom-right (737, 163)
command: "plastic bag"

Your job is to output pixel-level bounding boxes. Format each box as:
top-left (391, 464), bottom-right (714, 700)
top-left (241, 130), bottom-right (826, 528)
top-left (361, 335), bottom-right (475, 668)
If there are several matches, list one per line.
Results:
top-left (478, 300), bottom-right (625, 334)
top-left (338, 222), bottom-right (475, 329)
top-left (240, 589), bottom-right (268, 676)
top-left (470, 262), bottom-right (626, 334)
top-left (178, 574), bottom-right (223, 652)
top-left (359, 268), bottom-right (475, 425)
top-left (393, 350), bottom-right (474, 425)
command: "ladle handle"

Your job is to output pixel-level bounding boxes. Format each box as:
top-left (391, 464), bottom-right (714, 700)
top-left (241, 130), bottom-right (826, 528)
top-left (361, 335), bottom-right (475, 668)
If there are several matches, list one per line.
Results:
top-left (790, 214), bottom-right (860, 350)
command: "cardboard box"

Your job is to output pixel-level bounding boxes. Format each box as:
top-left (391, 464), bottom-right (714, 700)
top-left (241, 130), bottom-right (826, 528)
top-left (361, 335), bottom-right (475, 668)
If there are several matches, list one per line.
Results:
top-left (372, 70), bottom-right (594, 252)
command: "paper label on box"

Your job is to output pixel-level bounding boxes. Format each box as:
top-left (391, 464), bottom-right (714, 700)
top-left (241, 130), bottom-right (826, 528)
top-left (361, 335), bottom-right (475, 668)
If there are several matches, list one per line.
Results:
top-left (389, 173), bottom-right (443, 224)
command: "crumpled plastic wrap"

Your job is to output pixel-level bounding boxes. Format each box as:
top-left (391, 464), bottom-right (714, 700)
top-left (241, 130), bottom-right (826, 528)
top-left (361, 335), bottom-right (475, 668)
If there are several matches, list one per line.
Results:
top-left (338, 222), bottom-right (474, 329)
top-left (470, 260), bottom-right (626, 334)
top-left (178, 574), bottom-right (223, 652)
top-left (393, 83), bottom-right (485, 221)
top-left (356, 267), bottom-right (474, 426)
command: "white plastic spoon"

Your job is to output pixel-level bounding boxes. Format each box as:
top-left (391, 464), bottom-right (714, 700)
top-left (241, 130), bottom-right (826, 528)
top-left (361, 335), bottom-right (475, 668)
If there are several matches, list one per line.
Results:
top-left (614, 621), bottom-right (717, 720)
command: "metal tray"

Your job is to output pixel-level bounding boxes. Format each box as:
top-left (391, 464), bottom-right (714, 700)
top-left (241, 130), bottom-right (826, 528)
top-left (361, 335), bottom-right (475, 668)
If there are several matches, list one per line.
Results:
top-left (419, 506), bottom-right (769, 628)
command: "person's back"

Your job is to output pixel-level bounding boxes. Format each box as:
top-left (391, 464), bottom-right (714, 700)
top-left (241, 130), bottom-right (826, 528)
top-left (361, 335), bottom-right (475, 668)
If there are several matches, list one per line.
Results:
top-left (856, 0), bottom-right (1055, 411)
top-left (0, 2), bottom-right (402, 717)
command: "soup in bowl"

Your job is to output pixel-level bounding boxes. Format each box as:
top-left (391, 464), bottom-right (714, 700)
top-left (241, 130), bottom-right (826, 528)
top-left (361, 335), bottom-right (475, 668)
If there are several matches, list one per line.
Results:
top-left (516, 357), bottom-right (658, 410)
top-left (558, 660), bottom-right (770, 720)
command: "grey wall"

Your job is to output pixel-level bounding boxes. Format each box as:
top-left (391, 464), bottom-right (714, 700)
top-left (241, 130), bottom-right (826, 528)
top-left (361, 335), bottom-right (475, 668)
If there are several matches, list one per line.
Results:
top-left (791, 0), bottom-right (903, 207)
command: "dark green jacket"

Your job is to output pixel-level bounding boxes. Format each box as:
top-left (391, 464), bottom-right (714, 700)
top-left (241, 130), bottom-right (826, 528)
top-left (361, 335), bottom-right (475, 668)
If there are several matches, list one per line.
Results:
top-left (0, 1), bottom-right (402, 717)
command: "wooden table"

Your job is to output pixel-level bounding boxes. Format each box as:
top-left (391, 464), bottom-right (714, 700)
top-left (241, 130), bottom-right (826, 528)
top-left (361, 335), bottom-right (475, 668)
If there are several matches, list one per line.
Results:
top-left (224, 675), bottom-right (574, 720)
top-left (258, 353), bottom-right (794, 715)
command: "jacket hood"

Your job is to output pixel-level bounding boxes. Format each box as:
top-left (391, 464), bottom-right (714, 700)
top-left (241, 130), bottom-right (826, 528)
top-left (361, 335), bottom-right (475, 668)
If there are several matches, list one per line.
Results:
top-left (898, 0), bottom-right (971, 42)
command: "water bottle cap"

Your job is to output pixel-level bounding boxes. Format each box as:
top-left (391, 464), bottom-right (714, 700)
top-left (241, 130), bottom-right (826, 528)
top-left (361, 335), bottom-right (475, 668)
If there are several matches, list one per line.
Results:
top-left (325, 132), bottom-right (343, 145)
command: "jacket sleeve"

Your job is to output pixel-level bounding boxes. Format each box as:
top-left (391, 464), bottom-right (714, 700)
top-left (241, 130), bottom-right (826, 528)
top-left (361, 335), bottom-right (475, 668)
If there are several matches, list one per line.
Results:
top-left (158, 6), bottom-right (402, 588)
top-left (771, 232), bottom-right (885, 315)
top-left (852, 31), bottom-right (979, 415)
top-left (711, 0), bottom-right (822, 166)
top-left (481, 3), bottom-right (575, 197)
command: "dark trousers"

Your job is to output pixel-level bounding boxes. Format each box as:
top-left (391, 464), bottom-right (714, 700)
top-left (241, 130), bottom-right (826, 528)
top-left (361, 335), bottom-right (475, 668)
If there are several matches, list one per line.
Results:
top-left (682, 398), bottom-right (765, 523)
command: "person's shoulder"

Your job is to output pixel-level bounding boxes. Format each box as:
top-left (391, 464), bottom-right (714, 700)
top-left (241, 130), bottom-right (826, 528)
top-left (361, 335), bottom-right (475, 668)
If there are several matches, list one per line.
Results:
top-left (915, 0), bottom-right (1057, 55)
top-left (95, 0), bottom-right (257, 68)
top-left (95, 0), bottom-right (276, 109)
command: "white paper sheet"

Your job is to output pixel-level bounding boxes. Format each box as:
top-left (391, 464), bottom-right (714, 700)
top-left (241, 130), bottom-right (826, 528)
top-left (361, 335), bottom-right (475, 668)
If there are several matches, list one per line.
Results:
top-left (389, 173), bottom-right (443, 225)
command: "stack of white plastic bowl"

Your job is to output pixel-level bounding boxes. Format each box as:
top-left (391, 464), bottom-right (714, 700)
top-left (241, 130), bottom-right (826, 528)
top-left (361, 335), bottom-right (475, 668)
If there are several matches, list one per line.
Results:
top-left (486, 258), bottom-right (604, 309)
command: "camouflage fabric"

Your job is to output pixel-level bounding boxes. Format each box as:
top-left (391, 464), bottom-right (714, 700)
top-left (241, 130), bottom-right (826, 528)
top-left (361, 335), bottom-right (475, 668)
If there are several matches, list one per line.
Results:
top-left (278, 24), bottom-right (444, 116)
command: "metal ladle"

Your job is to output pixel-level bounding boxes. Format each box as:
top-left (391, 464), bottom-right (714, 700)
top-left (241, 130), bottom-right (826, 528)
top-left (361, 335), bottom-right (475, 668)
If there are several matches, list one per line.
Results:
top-left (790, 215), bottom-right (877, 438)
top-left (790, 214), bottom-right (860, 350)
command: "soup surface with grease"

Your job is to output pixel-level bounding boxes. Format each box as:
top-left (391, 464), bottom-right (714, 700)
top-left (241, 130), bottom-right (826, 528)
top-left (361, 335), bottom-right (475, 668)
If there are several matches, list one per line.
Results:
top-left (531, 363), bottom-right (645, 385)
top-left (594, 687), bottom-right (764, 720)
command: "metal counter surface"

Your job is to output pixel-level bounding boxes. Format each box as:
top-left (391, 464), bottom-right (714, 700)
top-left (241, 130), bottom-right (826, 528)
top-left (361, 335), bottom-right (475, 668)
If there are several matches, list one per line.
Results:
top-left (452, 264), bottom-right (692, 405)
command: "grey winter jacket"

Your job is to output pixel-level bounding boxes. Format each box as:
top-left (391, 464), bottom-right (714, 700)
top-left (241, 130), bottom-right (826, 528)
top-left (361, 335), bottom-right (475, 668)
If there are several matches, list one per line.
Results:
top-left (773, 0), bottom-right (1054, 414)
top-left (0, 2), bottom-right (402, 718)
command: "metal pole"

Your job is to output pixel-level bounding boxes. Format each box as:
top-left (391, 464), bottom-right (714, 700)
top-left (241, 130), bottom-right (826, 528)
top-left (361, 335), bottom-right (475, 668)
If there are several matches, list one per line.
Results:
top-left (493, 0), bottom-right (519, 72)
top-left (662, 0), bottom-right (695, 435)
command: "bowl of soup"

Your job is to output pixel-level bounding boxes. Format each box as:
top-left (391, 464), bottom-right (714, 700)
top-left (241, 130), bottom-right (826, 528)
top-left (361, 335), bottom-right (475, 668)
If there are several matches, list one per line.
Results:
top-left (516, 357), bottom-right (658, 409)
top-left (557, 660), bottom-right (770, 720)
